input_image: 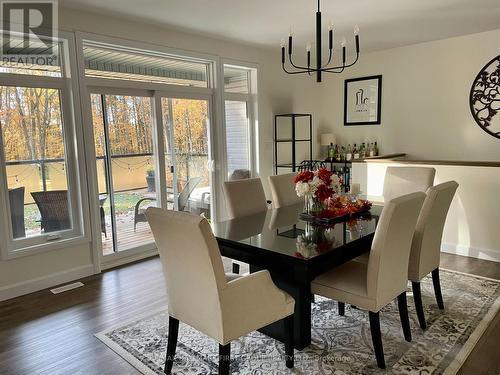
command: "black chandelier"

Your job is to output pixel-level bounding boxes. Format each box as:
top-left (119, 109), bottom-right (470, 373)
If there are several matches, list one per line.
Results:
top-left (281, 0), bottom-right (360, 82)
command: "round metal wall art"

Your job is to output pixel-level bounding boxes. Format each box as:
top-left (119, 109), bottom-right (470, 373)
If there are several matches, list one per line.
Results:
top-left (469, 55), bottom-right (500, 139)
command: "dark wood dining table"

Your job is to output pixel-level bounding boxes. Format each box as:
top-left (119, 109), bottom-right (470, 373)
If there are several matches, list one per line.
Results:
top-left (211, 202), bottom-right (382, 350)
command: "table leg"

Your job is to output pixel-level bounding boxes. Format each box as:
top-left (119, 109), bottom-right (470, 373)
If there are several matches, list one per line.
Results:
top-left (250, 265), bottom-right (312, 350)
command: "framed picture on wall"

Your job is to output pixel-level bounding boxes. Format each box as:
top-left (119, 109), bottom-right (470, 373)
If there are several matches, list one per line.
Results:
top-left (344, 75), bottom-right (382, 126)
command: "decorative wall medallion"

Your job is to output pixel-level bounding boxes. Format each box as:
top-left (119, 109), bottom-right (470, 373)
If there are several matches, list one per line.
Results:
top-left (470, 55), bottom-right (500, 139)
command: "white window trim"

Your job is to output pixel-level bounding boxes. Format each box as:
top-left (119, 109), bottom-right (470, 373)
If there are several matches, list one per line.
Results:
top-left (0, 30), bottom-right (90, 260)
top-left (220, 59), bottom-right (259, 180)
top-left (73, 32), bottom-right (221, 267)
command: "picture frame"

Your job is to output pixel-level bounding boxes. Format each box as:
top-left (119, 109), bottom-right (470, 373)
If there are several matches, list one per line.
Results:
top-left (344, 75), bottom-right (382, 126)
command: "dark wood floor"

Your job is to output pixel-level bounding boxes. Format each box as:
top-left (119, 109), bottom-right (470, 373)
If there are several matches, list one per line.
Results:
top-left (0, 253), bottom-right (499, 375)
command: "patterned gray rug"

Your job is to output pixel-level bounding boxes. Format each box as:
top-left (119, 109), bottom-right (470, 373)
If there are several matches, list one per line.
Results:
top-left (95, 269), bottom-right (500, 374)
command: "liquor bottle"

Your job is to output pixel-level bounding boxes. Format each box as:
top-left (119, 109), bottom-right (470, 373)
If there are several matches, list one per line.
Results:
top-left (340, 146), bottom-right (346, 161)
top-left (353, 143), bottom-right (360, 159)
top-left (346, 144), bottom-right (352, 161)
top-left (360, 142), bottom-right (366, 158)
top-left (373, 141), bottom-right (379, 156)
top-left (335, 145), bottom-right (341, 161)
top-left (328, 142), bottom-right (335, 160)
top-left (368, 142), bottom-right (375, 157)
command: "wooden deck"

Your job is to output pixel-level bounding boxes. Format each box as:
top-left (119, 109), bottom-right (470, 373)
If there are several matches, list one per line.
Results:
top-left (102, 217), bottom-right (155, 255)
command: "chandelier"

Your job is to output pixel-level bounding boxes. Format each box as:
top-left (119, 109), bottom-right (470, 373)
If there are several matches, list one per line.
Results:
top-left (281, 0), bottom-right (360, 82)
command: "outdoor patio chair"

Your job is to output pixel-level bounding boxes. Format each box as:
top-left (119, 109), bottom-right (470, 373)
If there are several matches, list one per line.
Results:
top-left (134, 176), bottom-right (202, 231)
top-left (31, 190), bottom-right (71, 233)
top-left (8, 186), bottom-right (25, 238)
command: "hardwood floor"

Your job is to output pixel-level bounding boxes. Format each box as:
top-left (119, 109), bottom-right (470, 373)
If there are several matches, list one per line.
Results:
top-left (0, 253), bottom-right (499, 375)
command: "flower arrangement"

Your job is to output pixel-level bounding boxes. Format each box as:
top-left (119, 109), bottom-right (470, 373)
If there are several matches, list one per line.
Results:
top-left (295, 223), bottom-right (337, 259)
top-left (294, 169), bottom-right (342, 212)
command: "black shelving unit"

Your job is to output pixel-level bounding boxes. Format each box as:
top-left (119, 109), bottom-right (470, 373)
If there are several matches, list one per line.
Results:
top-left (274, 113), bottom-right (313, 174)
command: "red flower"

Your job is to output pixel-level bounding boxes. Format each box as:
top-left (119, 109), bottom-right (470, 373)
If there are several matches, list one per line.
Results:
top-left (293, 171), bottom-right (314, 183)
top-left (317, 168), bottom-right (333, 184)
top-left (315, 184), bottom-right (333, 201)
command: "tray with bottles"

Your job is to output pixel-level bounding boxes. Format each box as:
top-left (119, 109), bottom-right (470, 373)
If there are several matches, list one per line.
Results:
top-left (325, 141), bottom-right (379, 163)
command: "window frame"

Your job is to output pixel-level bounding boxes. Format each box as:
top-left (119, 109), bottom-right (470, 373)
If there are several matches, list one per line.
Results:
top-left (0, 31), bottom-right (90, 260)
top-left (221, 60), bottom-right (258, 180)
top-left (74, 32), bottom-right (220, 268)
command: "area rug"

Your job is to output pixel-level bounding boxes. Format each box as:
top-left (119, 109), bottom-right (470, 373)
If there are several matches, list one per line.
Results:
top-left (95, 269), bottom-right (500, 374)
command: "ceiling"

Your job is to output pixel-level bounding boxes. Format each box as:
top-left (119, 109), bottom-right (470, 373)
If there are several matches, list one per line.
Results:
top-left (61, 0), bottom-right (500, 52)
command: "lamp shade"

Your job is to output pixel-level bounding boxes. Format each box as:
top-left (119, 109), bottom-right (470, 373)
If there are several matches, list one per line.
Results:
top-left (320, 133), bottom-right (336, 146)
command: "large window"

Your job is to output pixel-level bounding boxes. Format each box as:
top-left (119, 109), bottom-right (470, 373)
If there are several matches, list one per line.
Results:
top-left (223, 64), bottom-right (257, 180)
top-left (0, 34), bottom-right (85, 257)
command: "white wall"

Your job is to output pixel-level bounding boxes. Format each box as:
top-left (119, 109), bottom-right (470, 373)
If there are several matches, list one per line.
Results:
top-left (317, 29), bottom-right (500, 162)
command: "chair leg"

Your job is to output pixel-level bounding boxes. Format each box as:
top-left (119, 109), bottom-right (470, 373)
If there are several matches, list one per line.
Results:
top-left (338, 301), bottom-right (345, 316)
top-left (219, 343), bottom-right (231, 375)
top-left (368, 311), bottom-right (386, 369)
top-left (284, 315), bottom-right (294, 368)
top-left (412, 281), bottom-right (427, 330)
top-left (432, 268), bottom-right (444, 310)
top-left (232, 262), bottom-right (240, 274)
top-left (397, 292), bottom-right (412, 342)
top-left (164, 316), bottom-right (179, 374)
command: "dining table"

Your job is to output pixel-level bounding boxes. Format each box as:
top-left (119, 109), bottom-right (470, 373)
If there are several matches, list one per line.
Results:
top-left (211, 202), bottom-right (382, 350)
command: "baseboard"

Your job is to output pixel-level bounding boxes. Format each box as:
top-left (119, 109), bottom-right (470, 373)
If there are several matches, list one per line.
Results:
top-left (442, 243), bottom-right (500, 263)
top-left (0, 264), bottom-right (95, 302)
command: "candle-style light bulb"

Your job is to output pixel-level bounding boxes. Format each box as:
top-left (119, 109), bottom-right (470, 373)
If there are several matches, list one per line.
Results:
top-left (281, 39), bottom-right (286, 64)
top-left (328, 23), bottom-right (334, 50)
top-left (306, 42), bottom-right (312, 52)
top-left (341, 37), bottom-right (346, 64)
top-left (354, 24), bottom-right (360, 36)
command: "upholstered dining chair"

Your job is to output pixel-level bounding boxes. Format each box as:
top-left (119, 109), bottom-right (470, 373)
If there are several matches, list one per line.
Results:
top-left (223, 177), bottom-right (268, 219)
top-left (311, 192), bottom-right (426, 369)
top-left (268, 173), bottom-right (302, 208)
top-left (409, 181), bottom-right (458, 330)
top-left (145, 208), bottom-right (295, 375)
top-left (223, 177), bottom-right (269, 274)
top-left (383, 166), bottom-right (436, 202)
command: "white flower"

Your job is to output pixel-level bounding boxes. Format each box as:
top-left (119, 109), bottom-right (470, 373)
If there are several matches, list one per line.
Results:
top-left (295, 181), bottom-right (310, 197)
top-left (296, 236), bottom-right (318, 258)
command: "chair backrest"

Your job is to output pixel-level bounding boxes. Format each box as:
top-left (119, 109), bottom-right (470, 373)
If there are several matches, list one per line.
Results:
top-left (31, 190), bottom-right (70, 232)
top-left (145, 208), bottom-right (227, 340)
top-left (229, 169), bottom-right (250, 181)
top-left (268, 173), bottom-right (302, 208)
top-left (223, 177), bottom-right (268, 219)
top-left (383, 166), bottom-right (435, 202)
top-left (367, 192), bottom-right (426, 306)
top-left (8, 187), bottom-right (25, 238)
top-left (408, 181), bottom-right (458, 282)
top-left (178, 176), bottom-right (202, 211)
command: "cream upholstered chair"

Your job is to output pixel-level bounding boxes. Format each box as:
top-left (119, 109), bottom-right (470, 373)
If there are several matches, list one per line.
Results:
top-left (146, 208), bottom-right (295, 375)
top-left (223, 178), bottom-right (269, 274)
top-left (409, 181), bottom-right (458, 330)
top-left (311, 192), bottom-right (426, 369)
top-left (383, 166), bottom-right (436, 202)
top-left (268, 173), bottom-right (302, 208)
top-left (223, 177), bottom-right (268, 219)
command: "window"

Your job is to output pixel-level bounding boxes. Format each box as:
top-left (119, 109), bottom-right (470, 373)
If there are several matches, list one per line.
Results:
top-left (222, 64), bottom-right (256, 180)
top-left (83, 41), bottom-right (210, 88)
top-left (0, 33), bottom-right (85, 257)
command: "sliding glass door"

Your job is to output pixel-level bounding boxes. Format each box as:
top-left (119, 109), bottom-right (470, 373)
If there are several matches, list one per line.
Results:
top-left (90, 92), bottom-right (213, 255)
top-left (161, 97), bottom-right (213, 218)
top-left (91, 93), bottom-right (159, 254)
